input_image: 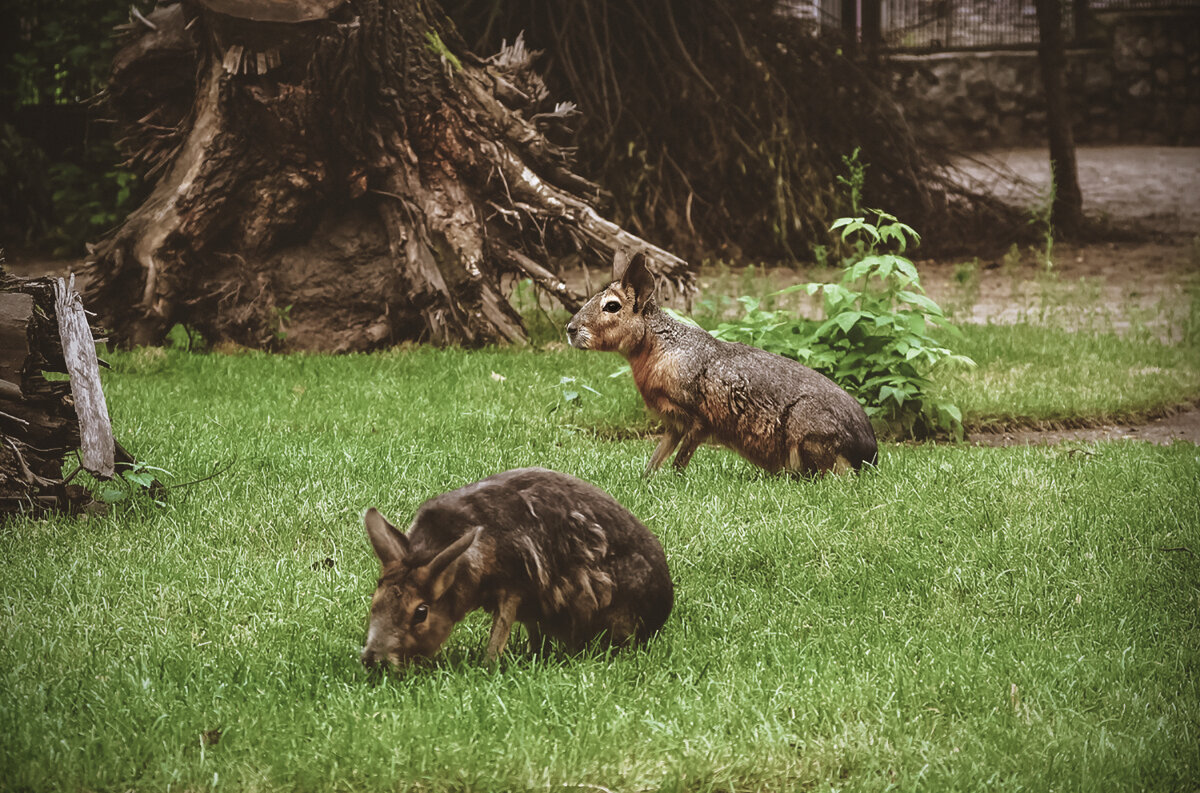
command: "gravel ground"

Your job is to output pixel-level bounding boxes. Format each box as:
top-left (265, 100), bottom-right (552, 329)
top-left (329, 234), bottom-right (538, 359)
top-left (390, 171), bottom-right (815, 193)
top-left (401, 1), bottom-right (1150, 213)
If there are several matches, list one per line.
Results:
top-left (950, 146), bottom-right (1200, 445)
top-left (950, 145), bottom-right (1200, 236)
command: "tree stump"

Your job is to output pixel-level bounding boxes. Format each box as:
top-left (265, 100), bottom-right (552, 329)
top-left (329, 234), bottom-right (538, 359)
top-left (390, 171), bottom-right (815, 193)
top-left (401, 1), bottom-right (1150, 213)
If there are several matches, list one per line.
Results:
top-left (86, 0), bottom-right (694, 351)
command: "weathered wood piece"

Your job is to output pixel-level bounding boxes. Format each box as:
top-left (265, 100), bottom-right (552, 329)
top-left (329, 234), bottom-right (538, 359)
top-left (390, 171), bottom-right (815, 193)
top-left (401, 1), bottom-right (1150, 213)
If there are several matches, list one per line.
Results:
top-left (1, 292), bottom-right (34, 400)
top-left (195, 0), bottom-right (345, 22)
top-left (54, 275), bottom-right (115, 479)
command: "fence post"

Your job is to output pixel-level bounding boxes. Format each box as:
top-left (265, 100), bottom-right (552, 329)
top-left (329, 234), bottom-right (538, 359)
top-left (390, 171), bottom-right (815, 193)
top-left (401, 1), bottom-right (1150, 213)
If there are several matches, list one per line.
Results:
top-left (1073, 0), bottom-right (1090, 45)
top-left (841, 0), bottom-right (858, 50)
top-left (861, 0), bottom-right (882, 52)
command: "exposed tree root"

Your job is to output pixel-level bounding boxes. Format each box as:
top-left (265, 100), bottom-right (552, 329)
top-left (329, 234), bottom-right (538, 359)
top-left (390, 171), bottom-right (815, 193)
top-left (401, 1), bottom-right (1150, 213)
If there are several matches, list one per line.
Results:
top-left (86, 0), bottom-right (694, 350)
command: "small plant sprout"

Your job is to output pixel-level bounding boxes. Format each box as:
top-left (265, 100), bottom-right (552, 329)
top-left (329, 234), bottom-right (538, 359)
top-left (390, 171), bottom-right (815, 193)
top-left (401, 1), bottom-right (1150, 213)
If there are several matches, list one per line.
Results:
top-left (93, 461), bottom-right (171, 506)
top-left (1029, 178), bottom-right (1057, 271)
top-left (556, 375), bottom-right (600, 406)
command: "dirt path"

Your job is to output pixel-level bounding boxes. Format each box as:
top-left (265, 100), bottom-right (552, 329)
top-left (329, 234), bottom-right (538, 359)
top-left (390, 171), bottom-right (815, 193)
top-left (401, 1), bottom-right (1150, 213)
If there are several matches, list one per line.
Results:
top-left (969, 405), bottom-right (1200, 446)
top-left (951, 145), bottom-right (1200, 236)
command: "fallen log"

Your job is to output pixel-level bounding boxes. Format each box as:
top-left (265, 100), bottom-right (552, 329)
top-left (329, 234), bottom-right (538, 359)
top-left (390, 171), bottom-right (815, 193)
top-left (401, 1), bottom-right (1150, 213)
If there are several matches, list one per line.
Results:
top-left (1, 265), bottom-right (119, 515)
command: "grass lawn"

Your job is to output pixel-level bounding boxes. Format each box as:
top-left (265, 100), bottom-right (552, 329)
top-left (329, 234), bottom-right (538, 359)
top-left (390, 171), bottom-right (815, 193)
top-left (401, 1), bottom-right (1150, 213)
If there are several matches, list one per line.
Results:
top-left (937, 322), bottom-right (1200, 429)
top-left (2, 343), bottom-right (1198, 792)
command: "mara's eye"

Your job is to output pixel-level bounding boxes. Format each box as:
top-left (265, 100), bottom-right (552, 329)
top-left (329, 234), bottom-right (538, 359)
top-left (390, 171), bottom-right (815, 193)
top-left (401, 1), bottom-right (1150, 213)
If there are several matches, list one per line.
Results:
top-left (603, 300), bottom-right (621, 313)
top-left (412, 604), bottom-right (428, 624)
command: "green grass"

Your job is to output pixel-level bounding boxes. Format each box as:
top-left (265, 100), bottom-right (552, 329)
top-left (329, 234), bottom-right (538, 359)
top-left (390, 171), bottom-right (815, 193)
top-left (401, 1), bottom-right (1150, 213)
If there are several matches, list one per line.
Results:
top-left (526, 295), bottom-right (1200, 437)
top-left (938, 323), bottom-right (1200, 429)
top-left (2, 347), bottom-right (1199, 792)
top-left (677, 266), bottom-right (1200, 434)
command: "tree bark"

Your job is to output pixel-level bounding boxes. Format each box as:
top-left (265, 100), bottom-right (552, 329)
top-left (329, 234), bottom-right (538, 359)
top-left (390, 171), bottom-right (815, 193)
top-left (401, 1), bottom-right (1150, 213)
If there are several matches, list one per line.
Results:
top-left (1034, 0), bottom-right (1084, 236)
top-left (86, 0), bottom-right (693, 350)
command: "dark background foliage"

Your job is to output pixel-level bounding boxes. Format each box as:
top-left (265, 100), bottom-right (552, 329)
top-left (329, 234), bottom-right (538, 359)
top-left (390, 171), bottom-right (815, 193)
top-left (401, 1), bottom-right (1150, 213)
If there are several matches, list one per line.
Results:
top-left (2, 0), bottom-right (1007, 261)
top-left (444, 0), bottom-right (1000, 260)
top-left (0, 0), bottom-right (150, 254)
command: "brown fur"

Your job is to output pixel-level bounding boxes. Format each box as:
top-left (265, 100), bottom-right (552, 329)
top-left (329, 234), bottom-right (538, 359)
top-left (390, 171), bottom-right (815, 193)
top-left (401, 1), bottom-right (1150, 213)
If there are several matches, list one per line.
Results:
top-left (567, 252), bottom-right (879, 477)
top-left (360, 468), bottom-right (674, 667)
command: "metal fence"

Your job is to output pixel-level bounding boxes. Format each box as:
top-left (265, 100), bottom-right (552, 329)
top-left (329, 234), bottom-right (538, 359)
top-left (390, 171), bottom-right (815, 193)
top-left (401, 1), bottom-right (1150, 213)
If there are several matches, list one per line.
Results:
top-left (788, 0), bottom-right (1200, 52)
top-left (882, 0), bottom-right (1049, 50)
top-left (778, 0), bottom-right (843, 29)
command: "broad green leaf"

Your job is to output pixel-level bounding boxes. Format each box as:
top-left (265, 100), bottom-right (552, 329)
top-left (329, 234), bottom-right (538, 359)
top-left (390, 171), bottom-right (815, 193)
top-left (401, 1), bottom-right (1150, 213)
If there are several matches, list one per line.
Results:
top-left (896, 290), bottom-right (942, 314)
top-left (894, 259), bottom-right (919, 281)
top-left (663, 307), bottom-right (701, 328)
top-left (769, 284), bottom-right (811, 297)
top-left (125, 471), bottom-right (156, 489)
top-left (97, 484), bottom-right (127, 503)
top-left (833, 312), bottom-right (862, 333)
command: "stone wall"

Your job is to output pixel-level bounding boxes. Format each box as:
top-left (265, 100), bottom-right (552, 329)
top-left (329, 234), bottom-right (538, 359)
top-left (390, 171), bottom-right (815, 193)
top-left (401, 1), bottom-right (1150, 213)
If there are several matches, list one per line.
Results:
top-left (888, 11), bottom-right (1200, 150)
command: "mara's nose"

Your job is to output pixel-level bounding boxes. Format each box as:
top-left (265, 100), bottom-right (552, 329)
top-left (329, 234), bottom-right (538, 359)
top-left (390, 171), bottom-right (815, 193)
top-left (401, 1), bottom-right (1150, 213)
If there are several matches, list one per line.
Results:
top-left (360, 648), bottom-right (378, 668)
top-left (566, 323), bottom-right (579, 341)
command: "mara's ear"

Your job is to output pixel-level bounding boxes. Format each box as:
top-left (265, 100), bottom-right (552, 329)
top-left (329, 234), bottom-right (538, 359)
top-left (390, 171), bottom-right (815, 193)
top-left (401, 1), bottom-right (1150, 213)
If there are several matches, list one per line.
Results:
top-left (364, 508), bottom-right (410, 568)
top-left (619, 252), bottom-right (656, 312)
top-left (425, 526), bottom-right (482, 601)
top-left (611, 249), bottom-right (631, 283)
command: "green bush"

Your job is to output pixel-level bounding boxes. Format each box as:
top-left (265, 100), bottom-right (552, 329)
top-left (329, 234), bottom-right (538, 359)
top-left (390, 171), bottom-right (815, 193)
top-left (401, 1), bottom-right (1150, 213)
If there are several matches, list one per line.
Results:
top-left (0, 123), bottom-right (51, 244)
top-left (45, 138), bottom-right (140, 255)
top-left (3, 1), bottom-right (151, 252)
top-left (712, 211), bottom-right (973, 439)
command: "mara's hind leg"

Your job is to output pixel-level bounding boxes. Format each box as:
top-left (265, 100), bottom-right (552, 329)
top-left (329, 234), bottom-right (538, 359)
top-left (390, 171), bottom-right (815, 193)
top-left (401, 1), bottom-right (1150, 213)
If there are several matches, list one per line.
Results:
top-left (601, 610), bottom-right (642, 650)
top-left (525, 623), bottom-right (551, 658)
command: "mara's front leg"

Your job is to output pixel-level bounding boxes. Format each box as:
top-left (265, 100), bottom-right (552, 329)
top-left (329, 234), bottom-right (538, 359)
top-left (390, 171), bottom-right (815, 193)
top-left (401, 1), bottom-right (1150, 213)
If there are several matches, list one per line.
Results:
top-left (485, 592), bottom-right (521, 664)
top-left (671, 425), bottom-right (708, 472)
top-left (644, 426), bottom-right (682, 477)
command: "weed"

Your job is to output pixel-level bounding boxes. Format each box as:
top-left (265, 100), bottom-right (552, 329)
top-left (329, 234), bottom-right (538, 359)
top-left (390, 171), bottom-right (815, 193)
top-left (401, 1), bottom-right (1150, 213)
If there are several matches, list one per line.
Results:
top-left (424, 29), bottom-right (462, 71)
top-left (712, 210), bottom-right (973, 439)
top-left (946, 258), bottom-right (981, 320)
top-left (552, 375), bottom-right (600, 410)
top-left (1028, 178), bottom-right (1056, 272)
top-left (836, 148), bottom-right (867, 215)
top-left (272, 304), bottom-right (293, 343)
top-left (90, 460), bottom-right (169, 506)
